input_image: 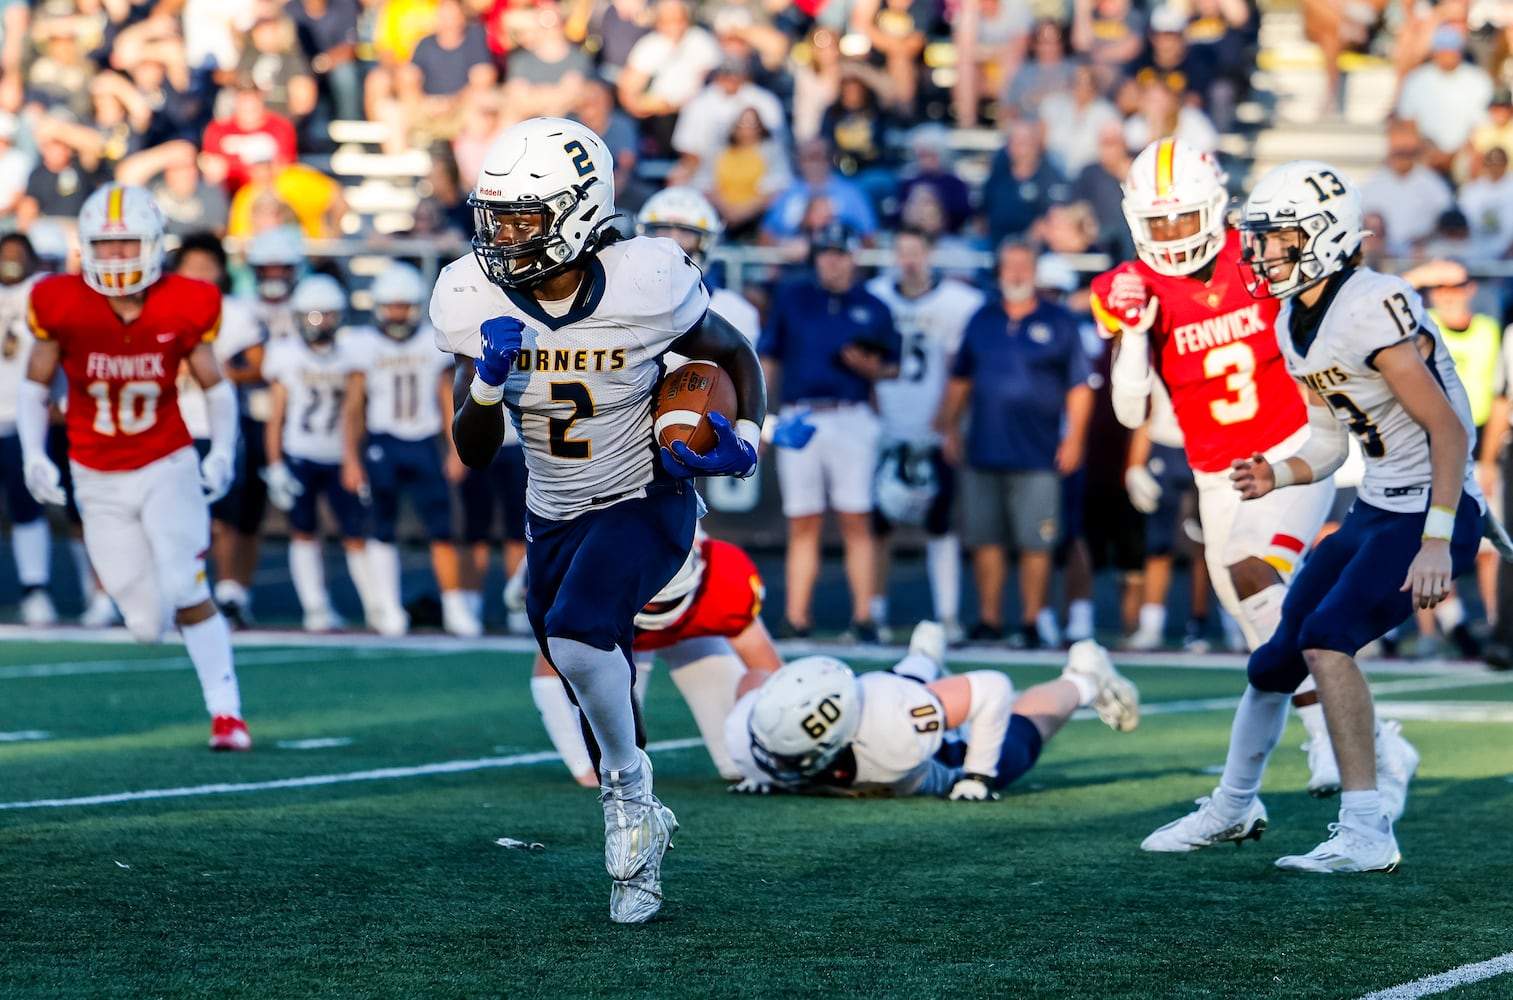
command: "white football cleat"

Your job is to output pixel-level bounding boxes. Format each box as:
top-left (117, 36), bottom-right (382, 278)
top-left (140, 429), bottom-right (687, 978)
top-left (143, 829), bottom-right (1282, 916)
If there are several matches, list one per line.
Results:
top-left (1141, 792), bottom-right (1268, 852)
top-left (1275, 821), bottom-right (1400, 873)
top-left (19, 589), bottom-right (57, 627)
top-left (303, 608), bottom-right (342, 633)
top-left (442, 590), bottom-right (483, 638)
top-left (907, 620), bottom-right (947, 669)
top-left (1377, 720), bottom-right (1420, 823)
top-left (1303, 737), bottom-right (1341, 799)
top-left (601, 750), bottom-right (677, 924)
top-left (371, 606), bottom-right (409, 638)
top-left (1124, 626), bottom-right (1163, 652)
top-left (608, 800), bottom-right (679, 924)
top-left (1063, 639), bottom-right (1140, 732)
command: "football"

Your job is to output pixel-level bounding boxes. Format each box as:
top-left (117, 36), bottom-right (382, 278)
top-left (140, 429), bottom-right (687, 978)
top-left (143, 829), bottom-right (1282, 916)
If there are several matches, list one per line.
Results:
top-left (653, 360), bottom-right (738, 455)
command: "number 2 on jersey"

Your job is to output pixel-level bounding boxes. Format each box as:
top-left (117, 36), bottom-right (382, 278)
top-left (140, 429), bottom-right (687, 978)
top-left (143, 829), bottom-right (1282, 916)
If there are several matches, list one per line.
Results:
top-left (1203, 340), bottom-right (1259, 425)
top-left (548, 381), bottom-right (594, 459)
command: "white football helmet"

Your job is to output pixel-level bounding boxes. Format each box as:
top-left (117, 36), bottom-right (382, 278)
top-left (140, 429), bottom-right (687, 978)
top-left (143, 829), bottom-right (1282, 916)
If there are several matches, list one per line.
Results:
top-left (636, 186), bottom-right (724, 265)
top-left (369, 260), bottom-right (428, 340)
top-left (1239, 159), bottom-right (1366, 300)
top-left (874, 442), bottom-right (938, 526)
top-left (470, 117), bottom-right (617, 290)
top-left (749, 656), bottom-right (861, 783)
top-left (1122, 138), bottom-right (1229, 278)
top-left (246, 226), bottom-right (306, 302)
top-left (77, 183), bottom-right (164, 296)
top-left (290, 273), bottom-right (346, 346)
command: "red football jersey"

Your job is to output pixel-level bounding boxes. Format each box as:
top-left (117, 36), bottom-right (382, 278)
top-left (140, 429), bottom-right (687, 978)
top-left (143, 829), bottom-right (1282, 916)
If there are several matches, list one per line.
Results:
top-left (1089, 230), bottom-right (1305, 473)
top-left (29, 274), bottom-right (222, 472)
top-left (634, 539), bottom-right (765, 652)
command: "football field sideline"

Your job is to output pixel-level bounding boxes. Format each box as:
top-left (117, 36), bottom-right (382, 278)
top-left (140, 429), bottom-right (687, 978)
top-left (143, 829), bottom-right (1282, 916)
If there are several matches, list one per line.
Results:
top-left (1355, 952), bottom-right (1513, 999)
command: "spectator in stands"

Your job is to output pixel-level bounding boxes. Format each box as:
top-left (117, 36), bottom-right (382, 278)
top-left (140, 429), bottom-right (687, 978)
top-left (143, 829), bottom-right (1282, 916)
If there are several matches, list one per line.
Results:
top-left (820, 67), bottom-right (898, 212)
top-left (0, 110), bottom-right (29, 216)
top-left (363, 0), bottom-right (440, 144)
top-left (409, 152), bottom-right (471, 242)
top-left (1397, 25), bottom-right (1494, 174)
top-left (981, 119), bottom-right (1069, 250)
top-left (451, 87), bottom-right (507, 192)
top-left (502, 5), bottom-right (593, 123)
top-left (117, 139), bottom-right (230, 238)
top-left (201, 78), bottom-right (299, 194)
top-left (1122, 76), bottom-right (1219, 153)
top-left (1039, 59), bottom-right (1121, 179)
top-left (936, 239), bottom-right (1093, 648)
top-left (587, 0), bottom-right (654, 85)
top-left (122, 51), bottom-right (204, 150)
top-left (893, 124), bottom-right (972, 235)
top-left (1071, 119), bottom-right (1135, 259)
top-left (181, 0), bottom-right (257, 81)
top-left (898, 184), bottom-right (981, 282)
top-left (0, 1), bottom-right (27, 114)
top-left (1007, 19), bottom-right (1079, 122)
top-left (226, 132), bottom-right (347, 239)
top-left (705, 0), bottom-right (791, 79)
top-left (1072, 0), bottom-right (1146, 88)
top-left (16, 114), bottom-right (99, 231)
top-left (668, 52), bottom-right (786, 190)
top-left (1129, 6), bottom-right (1219, 114)
top-left (1360, 210), bottom-right (1391, 271)
top-left (950, 0), bottom-right (1032, 126)
top-left (1300, 0), bottom-right (1389, 118)
top-left (86, 72), bottom-right (153, 175)
top-left (235, 15), bottom-right (318, 127)
top-left (617, 0), bottom-right (722, 157)
top-left (1361, 120), bottom-right (1457, 256)
top-left (396, 0), bottom-right (496, 142)
top-left (25, 14), bottom-right (95, 124)
top-left (1184, 0), bottom-right (1257, 132)
top-left (790, 26), bottom-right (843, 143)
top-left (1466, 88), bottom-right (1513, 178)
top-left (288, 0), bottom-right (364, 123)
top-left (1459, 145), bottom-right (1513, 257)
top-left (760, 136), bottom-right (878, 245)
top-left (1391, 0), bottom-right (1471, 99)
top-left (707, 105), bottom-right (792, 240)
top-left (571, 76), bottom-right (640, 172)
top-left (1035, 200), bottom-right (1102, 261)
top-left (849, 0), bottom-right (928, 113)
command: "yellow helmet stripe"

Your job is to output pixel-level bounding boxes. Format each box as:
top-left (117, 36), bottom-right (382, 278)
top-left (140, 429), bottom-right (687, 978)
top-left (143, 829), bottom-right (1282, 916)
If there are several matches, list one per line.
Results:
top-left (1154, 139), bottom-right (1176, 197)
top-left (106, 186), bottom-right (124, 224)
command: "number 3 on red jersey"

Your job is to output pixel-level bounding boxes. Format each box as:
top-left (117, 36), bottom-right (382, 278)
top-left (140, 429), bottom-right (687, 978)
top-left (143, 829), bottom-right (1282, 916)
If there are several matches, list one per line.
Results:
top-left (1203, 341), bottom-right (1259, 425)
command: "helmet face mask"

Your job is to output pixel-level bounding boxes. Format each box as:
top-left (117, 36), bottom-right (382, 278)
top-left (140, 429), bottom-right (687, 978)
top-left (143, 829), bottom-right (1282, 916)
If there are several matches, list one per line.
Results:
top-left (298, 310), bottom-right (340, 347)
top-left (377, 302), bottom-right (421, 341)
top-left (78, 185), bottom-right (164, 297)
top-left (470, 118), bottom-right (617, 291)
top-left (369, 260), bottom-right (428, 339)
top-left (289, 274), bottom-right (347, 346)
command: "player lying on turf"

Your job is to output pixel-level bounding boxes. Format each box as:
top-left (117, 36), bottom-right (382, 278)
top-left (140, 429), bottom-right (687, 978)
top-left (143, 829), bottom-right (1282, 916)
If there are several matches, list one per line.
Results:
top-left (531, 531), bottom-right (782, 784)
top-left (724, 624), bottom-right (1139, 799)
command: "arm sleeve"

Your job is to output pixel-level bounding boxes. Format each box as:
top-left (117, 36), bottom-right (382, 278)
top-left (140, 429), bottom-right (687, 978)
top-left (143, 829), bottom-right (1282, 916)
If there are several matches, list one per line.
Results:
top-left (959, 670), bottom-right (1015, 778)
top-left (1109, 331), bottom-right (1153, 429)
top-left (16, 379), bottom-right (50, 464)
top-left (1290, 397), bottom-right (1351, 482)
top-left (203, 378), bottom-right (240, 458)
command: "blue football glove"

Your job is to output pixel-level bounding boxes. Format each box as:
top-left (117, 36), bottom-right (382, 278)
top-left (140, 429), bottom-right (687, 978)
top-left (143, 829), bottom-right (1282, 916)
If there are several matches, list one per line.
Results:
top-left (771, 410), bottom-right (816, 450)
top-left (660, 412), bottom-right (758, 479)
top-left (476, 316), bottom-right (525, 386)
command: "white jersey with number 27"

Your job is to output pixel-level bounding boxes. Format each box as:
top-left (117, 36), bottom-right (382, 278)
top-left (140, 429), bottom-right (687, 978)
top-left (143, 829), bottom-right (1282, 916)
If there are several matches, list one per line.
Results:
top-left (431, 236), bottom-right (709, 521)
top-left (261, 333), bottom-right (361, 465)
top-left (1276, 268), bottom-right (1482, 515)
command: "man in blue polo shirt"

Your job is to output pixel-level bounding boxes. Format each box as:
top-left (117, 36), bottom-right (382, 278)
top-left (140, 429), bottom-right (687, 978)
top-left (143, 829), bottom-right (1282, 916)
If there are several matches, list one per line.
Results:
top-left (759, 220), bottom-right (900, 641)
top-left (936, 239), bottom-right (1093, 648)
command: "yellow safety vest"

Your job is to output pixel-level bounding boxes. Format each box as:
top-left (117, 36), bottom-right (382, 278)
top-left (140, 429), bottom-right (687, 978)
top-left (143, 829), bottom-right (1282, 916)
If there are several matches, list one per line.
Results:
top-left (1431, 310), bottom-right (1501, 427)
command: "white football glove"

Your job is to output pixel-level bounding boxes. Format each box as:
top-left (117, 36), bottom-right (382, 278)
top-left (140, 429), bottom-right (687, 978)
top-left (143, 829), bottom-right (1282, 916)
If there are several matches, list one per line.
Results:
top-left (727, 777), bottom-right (773, 795)
top-left (260, 461), bottom-right (303, 512)
top-left (200, 449), bottom-right (236, 504)
top-left (947, 774), bottom-right (1000, 802)
top-left (23, 454), bottom-right (66, 506)
top-left (1107, 272), bottom-right (1160, 337)
top-left (1125, 465), bottom-right (1163, 515)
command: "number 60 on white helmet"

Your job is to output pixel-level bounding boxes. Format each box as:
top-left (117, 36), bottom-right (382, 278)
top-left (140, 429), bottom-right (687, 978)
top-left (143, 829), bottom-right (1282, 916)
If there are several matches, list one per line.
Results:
top-left (748, 656), bottom-right (861, 783)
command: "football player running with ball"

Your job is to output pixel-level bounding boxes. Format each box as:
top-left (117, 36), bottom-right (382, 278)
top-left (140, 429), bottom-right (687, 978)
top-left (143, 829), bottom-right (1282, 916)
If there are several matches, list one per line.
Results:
top-left (435, 118), bottom-right (766, 923)
top-left (17, 184), bottom-right (250, 751)
top-left (1217, 161), bottom-right (1502, 872)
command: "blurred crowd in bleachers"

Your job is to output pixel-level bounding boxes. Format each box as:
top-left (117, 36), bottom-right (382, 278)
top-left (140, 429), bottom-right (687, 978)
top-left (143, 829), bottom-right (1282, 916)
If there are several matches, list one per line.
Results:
top-left (8, 0), bottom-right (1513, 659)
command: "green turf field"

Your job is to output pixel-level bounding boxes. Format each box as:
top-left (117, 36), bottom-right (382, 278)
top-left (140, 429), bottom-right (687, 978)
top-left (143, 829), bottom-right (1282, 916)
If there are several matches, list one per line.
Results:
top-left (3, 638), bottom-right (1513, 1000)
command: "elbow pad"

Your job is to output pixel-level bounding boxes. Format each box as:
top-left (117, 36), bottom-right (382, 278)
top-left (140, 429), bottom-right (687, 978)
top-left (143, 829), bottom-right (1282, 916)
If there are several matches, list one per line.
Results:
top-left (960, 670), bottom-right (1015, 779)
top-left (203, 379), bottom-right (240, 459)
top-left (1290, 404), bottom-right (1350, 482)
top-left (1109, 332), bottom-right (1153, 430)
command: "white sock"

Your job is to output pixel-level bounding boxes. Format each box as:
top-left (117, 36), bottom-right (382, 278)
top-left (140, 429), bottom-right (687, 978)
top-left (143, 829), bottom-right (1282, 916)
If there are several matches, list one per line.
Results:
top-left (464, 590), bottom-right (483, 620)
top-left (1433, 594), bottom-right (1465, 632)
top-left (669, 653), bottom-right (746, 779)
top-left (365, 541), bottom-right (403, 618)
top-left (1062, 668), bottom-right (1099, 708)
top-left (1137, 603), bottom-right (1166, 636)
top-left (441, 589), bottom-right (482, 635)
top-left (530, 674), bottom-right (594, 781)
top-left (869, 594), bottom-right (889, 629)
top-left (1066, 598), bottom-right (1094, 642)
top-left (288, 539), bottom-right (330, 617)
top-left (547, 636), bottom-right (639, 773)
top-left (181, 613), bottom-right (241, 717)
top-left (1238, 583), bottom-right (1287, 646)
top-left (71, 539), bottom-right (96, 602)
top-left (1340, 789), bottom-right (1388, 834)
top-left (1215, 686), bottom-right (1290, 811)
top-left (344, 546), bottom-right (376, 622)
top-left (632, 657), bottom-right (652, 710)
top-left (12, 519), bottom-right (50, 587)
top-left (926, 534), bottom-right (961, 625)
top-left (213, 578), bottom-right (248, 607)
top-left (1036, 607), bottom-right (1061, 645)
top-left (1292, 674), bottom-right (1328, 742)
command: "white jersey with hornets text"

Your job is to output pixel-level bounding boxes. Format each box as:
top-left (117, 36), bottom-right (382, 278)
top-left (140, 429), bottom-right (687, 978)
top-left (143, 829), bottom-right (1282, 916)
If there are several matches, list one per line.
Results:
top-left (346, 324), bottom-right (452, 441)
top-left (0, 276), bottom-right (40, 433)
top-left (431, 237), bottom-right (709, 521)
top-left (261, 332), bottom-right (362, 465)
top-left (178, 295), bottom-right (263, 439)
top-left (725, 671), bottom-right (964, 798)
top-left (866, 276), bottom-right (986, 442)
top-left (1277, 268), bottom-right (1482, 515)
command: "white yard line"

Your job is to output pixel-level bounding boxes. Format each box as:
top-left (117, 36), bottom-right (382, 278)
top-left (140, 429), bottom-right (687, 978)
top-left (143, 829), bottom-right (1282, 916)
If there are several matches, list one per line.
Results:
top-left (1356, 952), bottom-right (1513, 999)
top-left (0, 737), bottom-right (706, 811)
top-left (0, 649), bottom-right (342, 680)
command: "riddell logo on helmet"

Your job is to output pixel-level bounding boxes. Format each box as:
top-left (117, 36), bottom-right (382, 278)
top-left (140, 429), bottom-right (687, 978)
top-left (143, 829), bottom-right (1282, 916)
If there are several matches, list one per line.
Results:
top-left (101, 220), bottom-right (128, 233)
top-left (476, 188), bottom-right (503, 197)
